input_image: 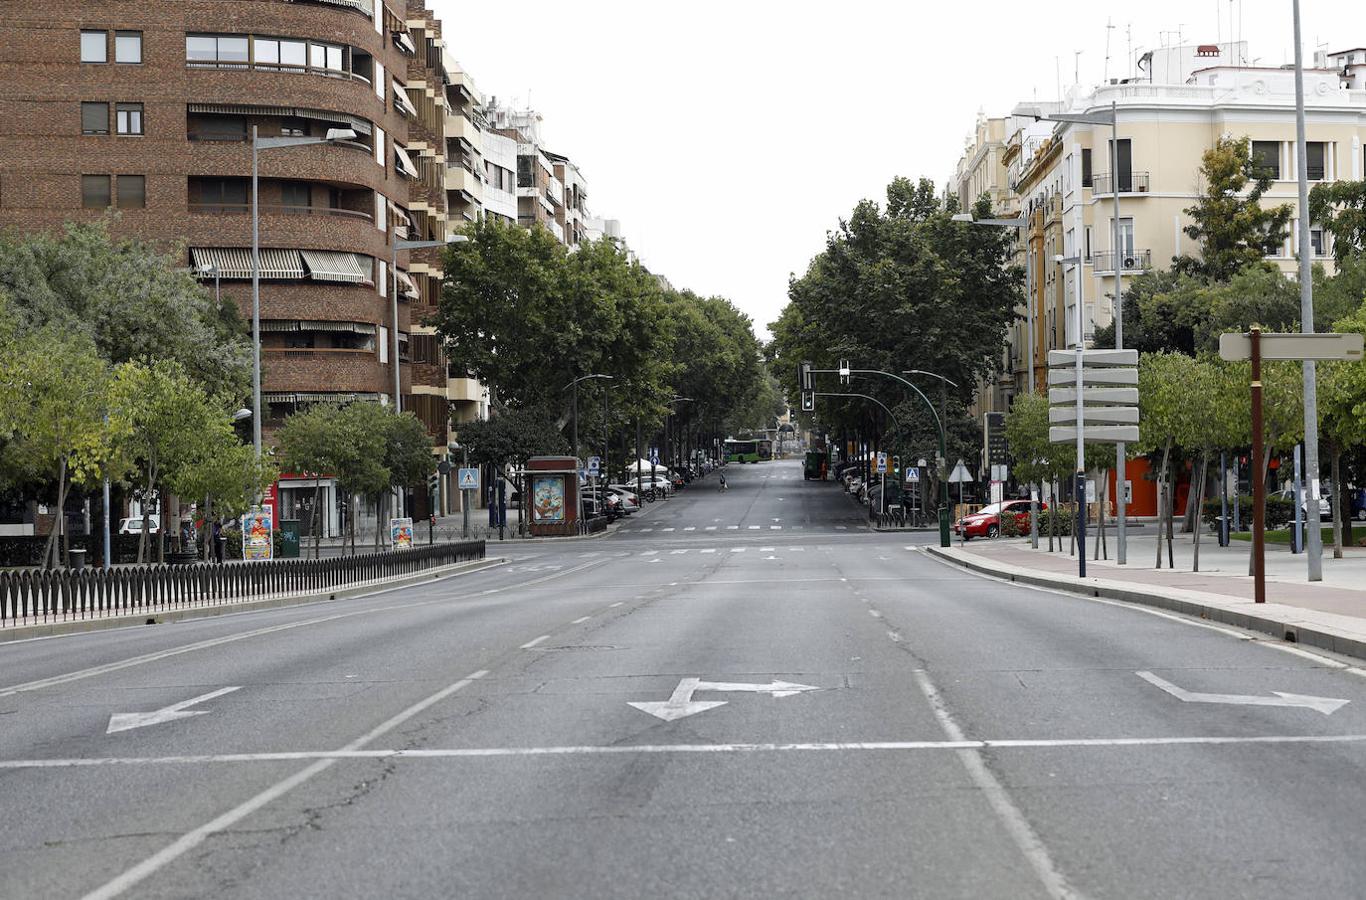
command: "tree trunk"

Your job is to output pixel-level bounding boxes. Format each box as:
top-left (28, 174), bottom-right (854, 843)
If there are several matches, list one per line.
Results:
top-left (41, 456), bottom-right (68, 570)
top-left (1331, 449), bottom-right (1344, 560)
top-left (1154, 439), bottom-right (1172, 568)
top-left (202, 495), bottom-right (213, 562)
top-left (1181, 457), bottom-right (1200, 533)
top-left (1192, 453), bottom-right (1208, 571)
top-left (1094, 470), bottom-right (1106, 561)
top-left (375, 493), bottom-right (385, 552)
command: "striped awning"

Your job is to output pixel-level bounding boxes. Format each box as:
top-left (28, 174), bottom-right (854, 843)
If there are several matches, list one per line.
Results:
top-left (393, 82), bottom-right (418, 118)
top-left (299, 320), bottom-right (378, 335)
top-left (300, 250), bottom-right (371, 284)
top-left (394, 31), bottom-right (417, 56)
top-left (394, 145), bottom-right (419, 179)
top-left (188, 103), bottom-right (371, 136)
top-left (191, 247), bottom-right (304, 279)
top-left (395, 269), bottom-right (420, 300)
top-left (287, 0), bottom-right (373, 13)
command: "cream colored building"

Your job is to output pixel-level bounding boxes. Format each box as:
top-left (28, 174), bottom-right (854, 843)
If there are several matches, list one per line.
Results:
top-left (962, 42), bottom-right (1366, 415)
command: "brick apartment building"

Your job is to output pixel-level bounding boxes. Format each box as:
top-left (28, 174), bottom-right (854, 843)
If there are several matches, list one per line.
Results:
top-left (0, 0), bottom-right (477, 533)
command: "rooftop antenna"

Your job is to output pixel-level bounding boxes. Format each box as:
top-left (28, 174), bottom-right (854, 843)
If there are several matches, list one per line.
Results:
top-left (1104, 18), bottom-right (1114, 82)
top-left (1056, 55), bottom-right (1062, 101)
top-left (1127, 24), bottom-right (1134, 79)
top-left (1074, 50), bottom-right (1082, 88)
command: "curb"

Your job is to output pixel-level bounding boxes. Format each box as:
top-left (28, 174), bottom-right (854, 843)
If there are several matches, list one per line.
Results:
top-left (925, 546), bottom-right (1366, 663)
top-left (0, 557), bottom-right (509, 644)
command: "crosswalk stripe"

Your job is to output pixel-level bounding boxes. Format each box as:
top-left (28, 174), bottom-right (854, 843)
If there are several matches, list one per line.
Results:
top-left (670, 549), bottom-right (688, 555)
top-left (727, 525), bottom-right (739, 530)
top-left (704, 526), bottom-right (717, 531)
top-left (683, 526), bottom-right (695, 531)
top-left (769, 525), bottom-right (781, 530)
top-left (730, 548), bottom-right (746, 553)
top-left (747, 526), bottom-right (760, 530)
top-left (662, 528), bottom-right (675, 532)
top-left (700, 549), bottom-right (716, 554)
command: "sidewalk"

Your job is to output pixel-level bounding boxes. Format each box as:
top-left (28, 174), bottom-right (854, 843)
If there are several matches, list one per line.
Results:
top-left (928, 531), bottom-right (1366, 661)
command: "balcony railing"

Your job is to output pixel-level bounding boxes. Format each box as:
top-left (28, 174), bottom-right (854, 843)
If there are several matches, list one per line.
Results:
top-left (1091, 249), bottom-right (1151, 273)
top-left (186, 60), bottom-right (372, 86)
top-left (188, 203), bottom-right (373, 221)
top-left (1091, 172), bottom-right (1150, 195)
top-left (264, 347), bottom-right (376, 357)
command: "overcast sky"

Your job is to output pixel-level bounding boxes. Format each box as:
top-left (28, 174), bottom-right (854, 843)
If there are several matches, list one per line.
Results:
top-left (431, 0), bottom-right (1360, 339)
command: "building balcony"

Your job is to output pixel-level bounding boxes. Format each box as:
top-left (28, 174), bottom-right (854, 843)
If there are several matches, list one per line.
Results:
top-left (1091, 172), bottom-right (1151, 196)
top-left (445, 166), bottom-right (484, 201)
top-left (444, 112), bottom-right (483, 149)
top-left (447, 376), bottom-right (483, 402)
top-left (1091, 249), bottom-right (1151, 274)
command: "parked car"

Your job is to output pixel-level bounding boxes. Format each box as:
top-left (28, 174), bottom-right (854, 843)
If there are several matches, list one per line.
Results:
top-left (955, 500), bottom-right (1044, 539)
top-left (118, 515), bottom-right (160, 535)
top-left (1272, 488), bottom-right (1331, 522)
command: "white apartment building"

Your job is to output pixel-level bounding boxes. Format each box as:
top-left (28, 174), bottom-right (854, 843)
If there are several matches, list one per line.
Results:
top-left (958, 41), bottom-right (1366, 413)
top-left (481, 128), bottom-right (518, 224)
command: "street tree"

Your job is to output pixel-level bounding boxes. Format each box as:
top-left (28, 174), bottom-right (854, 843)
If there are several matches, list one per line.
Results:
top-left (1309, 179), bottom-right (1366, 265)
top-left (385, 411), bottom-right (437, 529)
top-left (277, 404), bottom-right (344, 559)
top-left (0, 219), bottom-right (251, 395)
top-left (1320, 299), bottom-right (1366, 556)
top-left (452, 405), bottom-right (569, 469)
top-left (1175, 136), bottom-right (1293, 282)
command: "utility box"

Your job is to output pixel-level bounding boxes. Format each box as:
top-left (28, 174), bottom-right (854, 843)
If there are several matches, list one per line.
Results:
top-left (525, 456), bottom-right (580, 537)
top-left (278, 520), bottom-right (301, 558)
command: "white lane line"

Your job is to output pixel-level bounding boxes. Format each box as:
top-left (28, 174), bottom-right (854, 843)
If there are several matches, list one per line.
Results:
top-left (730, 548), bottom-right (746, 553)
top-left (760, 548), bottom-right (776, 552)
top-left (704, 526), bottom-right (717, 531)
top-left (770, 525), bottom-right (782, 530)
top-left (835, 525), bottom-right (847, 530)
top-left (81, 669), bottom-right (489, 900)
top-left (887, 631), bottom-right (902, 642)
top-left (640, 550), bottom-right (659, 556)
top-left (790, 547), bottom-right (805, 552)
top-left (683, 526), bottom-right (696, 532)
top-left (911, 669), bottom-right (1079, 900)
top-left (670, 549), bottom-right (689, 555)
top-left (571, 616), bottom-right (592, 624)
top-left (639, 528), bottom-right (654, 533)
top-left (868, 610), bottom-right (882, 619)
top-left (747, 525), bottom-right (761, 530)
top-left (520, 635), bottom-right (551, 649)
top-left (18, 733), bottom-right (1366, 770)
top-left (700, 549), bottom-right (716, 554)
top-left (609, 602), bottom-right (624, 607)
top-left (727, 525), bottom-right (740, 530)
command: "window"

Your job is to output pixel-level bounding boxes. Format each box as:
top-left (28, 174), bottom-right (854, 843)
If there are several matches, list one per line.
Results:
top-left (1251, 141), bottom-right (1281, 179)
top-left (80, 30), bottom-right (107, 63)
top-left (253, 37), bottom-right (280, 65)
top-left (1117, 218), bottom-right (1135, 256)
top-left (82, 175), bottom-right (111, 209)
top-left (307, 41), bottom-right (343, 71)
top-left (1081, 148), bottom-right (1092, 188)
top-left (116, 103), bottom-right (143, 136)
top-left (1109, 139), bottom-right (1133, 192)
top-left (1311, 226), bottom-right (1327, 257)
top-left (1084, 226), bottom-right (1093, 261)
top-left (114, 31), bottom-right (142, 64)
top-left (81, 102), bottom-right (109, 135)
top-left (117, 175), bottom-right (145, 209)
top-left (190, 177), bottom-right (248, 211)
top-left (281, 182), bottom-right (311, 209)
top-left (1306, 142), bottom-right (1326, 181)
top-left (185, 34), bottom-right (246, 64)
top-left (280, 118), bottom-right (307, 137)
top-left (188, 113), bottom-right (246, 141)
top-left (280, 40), bottom-right (307, 68)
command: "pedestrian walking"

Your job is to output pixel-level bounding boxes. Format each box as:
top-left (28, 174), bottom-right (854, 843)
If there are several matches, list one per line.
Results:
top-left (718, 473), bottom-right (727, 492)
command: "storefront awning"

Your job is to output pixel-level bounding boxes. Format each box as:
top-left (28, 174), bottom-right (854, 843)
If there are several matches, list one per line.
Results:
top-left (191, 247), bottom-right (304, 279)
top-left (300, 249), bottom-right (372, 284)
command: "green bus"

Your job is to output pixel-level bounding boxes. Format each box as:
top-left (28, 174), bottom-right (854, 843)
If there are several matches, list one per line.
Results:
top-left (724, 439), bottom-right (761, 463)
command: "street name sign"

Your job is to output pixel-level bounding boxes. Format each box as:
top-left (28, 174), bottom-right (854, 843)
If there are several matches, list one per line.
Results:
top-left (1046, 367), bottom-right (1139, 387)
top-left (1048, 387), bottom-right (1140, 406)
top-left (1046, 349), bottom-right (1139, 367)
top-left (1048, 406), bottom-right (1139, 424)
top-left (1048, 424), bottom-right (1141, 443)
top-left (1218, 331), bottom-right (1363, 362)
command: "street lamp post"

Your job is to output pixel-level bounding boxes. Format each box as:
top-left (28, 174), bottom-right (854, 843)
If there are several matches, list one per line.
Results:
top-left (953, 212), bottom-right (1040, 548)
top-left (562, 374), bottom-right (614, 463)
top-left (1293, 0), bottom-right (1324, 581)
top-left (251, 125), bottom-right (356, 460)
top-left (1030, 104), bottom-right (1128, 565)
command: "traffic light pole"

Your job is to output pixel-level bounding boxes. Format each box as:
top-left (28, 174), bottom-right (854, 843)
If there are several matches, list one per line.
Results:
top-left (807, 365), bottom-right (952, 548)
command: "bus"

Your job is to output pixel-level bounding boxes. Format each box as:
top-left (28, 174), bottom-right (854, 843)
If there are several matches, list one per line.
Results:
top-left (724, 439), bottom-right (760, 463)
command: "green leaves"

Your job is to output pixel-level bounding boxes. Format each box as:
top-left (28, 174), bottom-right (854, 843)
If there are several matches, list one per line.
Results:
top-left (1178, 136), bottom-right (1293, 282)
top-left (278, 403), bottom-right (436, 501)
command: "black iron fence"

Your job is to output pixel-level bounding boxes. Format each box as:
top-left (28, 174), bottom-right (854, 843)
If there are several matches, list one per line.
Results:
top-left (0, 540), bottom-right (485, 627)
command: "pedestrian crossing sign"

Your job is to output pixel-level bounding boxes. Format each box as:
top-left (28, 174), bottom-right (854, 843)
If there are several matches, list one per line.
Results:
top-left (458, 468), bottom-right (480, 491)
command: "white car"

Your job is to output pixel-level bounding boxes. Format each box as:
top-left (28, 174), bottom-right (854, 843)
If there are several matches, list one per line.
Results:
top-left (118, 515), bottom-right (160, 534)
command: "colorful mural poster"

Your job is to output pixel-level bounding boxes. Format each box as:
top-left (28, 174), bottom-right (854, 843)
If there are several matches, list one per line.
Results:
top-left (242, 505), bottom-right (274, 561)
top-left (531, 475), bottom-right (566, 523)
top-left (390, 517), bottom-right (414, 550)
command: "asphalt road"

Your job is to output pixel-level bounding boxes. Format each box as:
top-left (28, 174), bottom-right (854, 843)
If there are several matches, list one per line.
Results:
top-left (5, 459), bottom-right (1366, 898)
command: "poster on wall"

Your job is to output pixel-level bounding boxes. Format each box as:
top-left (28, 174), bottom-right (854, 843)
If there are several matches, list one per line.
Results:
top-left (531, 475), bottom-right (566, 524)
top-left (389, 517), bottom-right (414, 550)
top-left (242, 505), bottom-right (274, 561)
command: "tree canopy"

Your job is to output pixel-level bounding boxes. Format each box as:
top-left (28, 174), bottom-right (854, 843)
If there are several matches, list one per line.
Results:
top-left (1174, 136), bottom-right (1292, 281)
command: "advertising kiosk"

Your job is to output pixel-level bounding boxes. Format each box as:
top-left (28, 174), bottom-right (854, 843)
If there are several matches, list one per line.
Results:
top-left (525, 456), bottom-right (580, 537)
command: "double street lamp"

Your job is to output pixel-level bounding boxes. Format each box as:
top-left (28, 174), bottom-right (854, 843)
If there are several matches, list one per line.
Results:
top-left (562, 374), bottom-right (614, 464)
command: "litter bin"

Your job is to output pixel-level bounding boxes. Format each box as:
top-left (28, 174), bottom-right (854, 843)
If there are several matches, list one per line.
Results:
top-left (279, 520), bottom-right (301, 559)
top-left (68, 549), bottom-right (87, 571)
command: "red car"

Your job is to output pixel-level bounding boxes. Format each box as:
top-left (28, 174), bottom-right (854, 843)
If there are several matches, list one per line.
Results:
top-left (954, 499), bottom-right (1045, 539)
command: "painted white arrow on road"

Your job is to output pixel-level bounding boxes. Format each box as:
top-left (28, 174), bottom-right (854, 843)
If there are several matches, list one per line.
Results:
top-left (629, 678), bottom-right (819, 722)
top-left (1137, 671), bottom-right (1349, 716)
top-left (106, 686), bottom-right (241, 734)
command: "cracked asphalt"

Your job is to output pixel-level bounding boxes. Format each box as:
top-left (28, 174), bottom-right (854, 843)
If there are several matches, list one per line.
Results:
top-left (5, 459), bottom-right (1366, 898)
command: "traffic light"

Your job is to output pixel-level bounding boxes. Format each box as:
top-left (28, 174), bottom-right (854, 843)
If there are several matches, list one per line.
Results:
top-left (800, 360), bottom-right (813, 391)
top-left (427, 473), bottom-right (440, 499)
top-left (801, 391), bottom-right (814, 412)
top-left (893, 455), bottom-right (901, 474)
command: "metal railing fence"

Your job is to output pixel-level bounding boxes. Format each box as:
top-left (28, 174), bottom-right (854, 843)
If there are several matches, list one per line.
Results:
top-left (0, 540), bottom-right (485, 627)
